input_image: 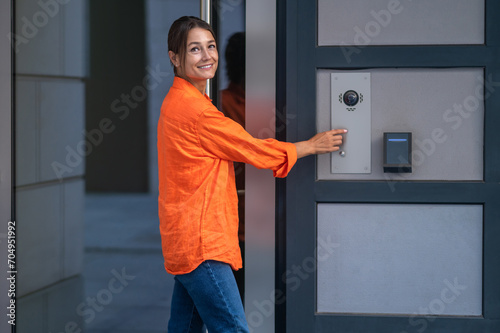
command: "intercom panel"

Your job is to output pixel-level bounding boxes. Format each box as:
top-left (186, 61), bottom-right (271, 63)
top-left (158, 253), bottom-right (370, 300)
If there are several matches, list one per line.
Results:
top-left (331, 73), bottom-right (371, 174)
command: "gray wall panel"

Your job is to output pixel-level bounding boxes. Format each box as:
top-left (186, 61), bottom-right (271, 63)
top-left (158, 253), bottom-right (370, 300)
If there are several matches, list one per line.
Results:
top-left (63, 180), bottom-right (84, 277)
top-left (17, 276), bottom-right (84, 332)
top-left (317, 68), bottom-right (484, 181)
top-left (16, 79), bottom-right (37, 186)
top-left (15, 0), bottom-right (86, 305)
top-left (15, 0), bottom-right (62, 75)
top-left (63, 0), bottom-right (87, 77)
top-left (17, 184), bottom-right (62, 296)
top-left (317, 203), bottom-right (483, 316)
top-left (318, 0), bottom-right (485, 46)
top-left (40, 80), bottom-right (85, 181)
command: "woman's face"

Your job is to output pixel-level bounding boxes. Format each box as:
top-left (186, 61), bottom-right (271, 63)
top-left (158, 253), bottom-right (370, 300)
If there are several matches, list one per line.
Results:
top-left (178, 27), bottom-right (218, 88)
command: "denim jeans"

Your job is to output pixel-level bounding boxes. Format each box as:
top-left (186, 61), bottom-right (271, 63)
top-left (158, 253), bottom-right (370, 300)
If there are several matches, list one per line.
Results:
top-left (167, 260), bottom-right (250, 333)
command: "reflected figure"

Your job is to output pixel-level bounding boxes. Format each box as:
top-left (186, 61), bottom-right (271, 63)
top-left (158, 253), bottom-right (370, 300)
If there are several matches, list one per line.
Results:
top-left (221, 32), bottom-right (245, 127)
top-left (220, 32), bottom-right (246, 303)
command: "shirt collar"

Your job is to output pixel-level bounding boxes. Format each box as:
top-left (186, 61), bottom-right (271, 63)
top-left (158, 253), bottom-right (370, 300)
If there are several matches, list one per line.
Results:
top-left (172, 76), bottom-right (212, 102)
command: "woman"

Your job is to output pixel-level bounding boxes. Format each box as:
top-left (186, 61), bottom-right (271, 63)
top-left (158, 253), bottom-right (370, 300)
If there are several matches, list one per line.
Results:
top-left (158, 16), bottom-right (346, 332)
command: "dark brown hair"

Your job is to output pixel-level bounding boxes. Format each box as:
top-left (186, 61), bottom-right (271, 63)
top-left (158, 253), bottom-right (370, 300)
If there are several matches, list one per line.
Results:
top-left (167, 16), bottom-right (216, 76)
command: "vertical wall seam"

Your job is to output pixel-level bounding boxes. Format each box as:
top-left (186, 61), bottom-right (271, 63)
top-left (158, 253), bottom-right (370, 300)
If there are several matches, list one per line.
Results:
top-left (43, 293), bottom-right (49, 331)
top-left (60, 181), bottom-right (65, 280)
top-left (35, 81), bottom-right (41, 183)
top-left (60, 4), bottom-right (65, 75)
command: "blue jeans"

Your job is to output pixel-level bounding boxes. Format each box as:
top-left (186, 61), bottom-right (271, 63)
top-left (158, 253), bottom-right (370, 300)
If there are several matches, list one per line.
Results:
top-left (168, 260), bottom-right (250, 333)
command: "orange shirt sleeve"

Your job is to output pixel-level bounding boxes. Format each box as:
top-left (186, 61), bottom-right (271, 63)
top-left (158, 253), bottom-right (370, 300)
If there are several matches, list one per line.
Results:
top-left (196, 106), bottom-right (297, 178)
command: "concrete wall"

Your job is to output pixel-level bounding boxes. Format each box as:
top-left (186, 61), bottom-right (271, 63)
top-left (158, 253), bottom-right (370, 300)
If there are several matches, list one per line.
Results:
top-left (15, 0), bottom-right (87, 330)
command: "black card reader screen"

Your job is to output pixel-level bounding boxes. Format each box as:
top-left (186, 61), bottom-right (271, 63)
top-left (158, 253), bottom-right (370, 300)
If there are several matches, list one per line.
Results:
top-left (385, 133), bottom-right (410, 165)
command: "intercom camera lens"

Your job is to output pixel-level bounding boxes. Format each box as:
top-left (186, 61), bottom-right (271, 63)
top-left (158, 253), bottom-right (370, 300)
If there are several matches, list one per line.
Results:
top-left (343, 90), bottom-right (359, 106)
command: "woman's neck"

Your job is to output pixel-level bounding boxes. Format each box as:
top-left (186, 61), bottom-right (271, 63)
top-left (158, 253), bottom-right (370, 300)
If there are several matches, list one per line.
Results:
top-left (177, 75), bottom-right (207, 95)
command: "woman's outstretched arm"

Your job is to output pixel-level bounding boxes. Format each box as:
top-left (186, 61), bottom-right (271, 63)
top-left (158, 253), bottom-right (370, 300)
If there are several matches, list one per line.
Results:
top-left (293, 129), bottom-right (347, 159)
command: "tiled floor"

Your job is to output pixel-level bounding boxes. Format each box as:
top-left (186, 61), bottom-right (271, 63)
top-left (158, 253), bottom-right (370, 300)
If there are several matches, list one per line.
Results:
top-left (83, 193), bottom-right (174, 333)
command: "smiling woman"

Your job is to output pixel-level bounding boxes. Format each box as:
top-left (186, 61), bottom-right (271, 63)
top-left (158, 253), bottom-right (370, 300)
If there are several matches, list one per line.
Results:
top-left (158, 15), bottom-right (346, 333)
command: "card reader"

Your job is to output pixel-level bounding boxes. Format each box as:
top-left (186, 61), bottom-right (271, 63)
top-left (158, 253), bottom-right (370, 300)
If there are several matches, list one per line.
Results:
top-left (383, 132), bottom-right (412, 173)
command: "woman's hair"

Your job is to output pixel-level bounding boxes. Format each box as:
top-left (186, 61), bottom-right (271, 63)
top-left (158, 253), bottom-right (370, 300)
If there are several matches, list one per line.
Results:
top-left (168, 16), bottom-right (216, 75)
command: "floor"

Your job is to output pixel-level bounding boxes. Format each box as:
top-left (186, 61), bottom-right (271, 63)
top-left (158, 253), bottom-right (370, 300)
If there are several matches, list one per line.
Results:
top-left (83, 193), bottom-right (174, 333)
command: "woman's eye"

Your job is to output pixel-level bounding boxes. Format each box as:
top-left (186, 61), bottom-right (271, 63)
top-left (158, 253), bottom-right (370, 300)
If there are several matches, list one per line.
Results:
top-left (208, 44), bottom-right (216, 49)
top-left (190, 47), bottom-right (200, 52)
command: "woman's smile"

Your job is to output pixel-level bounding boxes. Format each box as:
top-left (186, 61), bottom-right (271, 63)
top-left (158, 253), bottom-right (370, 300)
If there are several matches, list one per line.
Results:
top-left (198, 64), bottom-right (214, 69)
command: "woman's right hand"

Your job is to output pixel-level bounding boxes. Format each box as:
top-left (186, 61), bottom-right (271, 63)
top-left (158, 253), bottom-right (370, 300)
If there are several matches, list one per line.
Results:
top-left (293, 129), bottom-right (347, 159)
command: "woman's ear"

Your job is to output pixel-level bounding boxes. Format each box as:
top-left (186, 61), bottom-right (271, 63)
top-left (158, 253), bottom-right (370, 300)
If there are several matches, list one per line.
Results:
top-left (168, 51), bottom-right (179, 67)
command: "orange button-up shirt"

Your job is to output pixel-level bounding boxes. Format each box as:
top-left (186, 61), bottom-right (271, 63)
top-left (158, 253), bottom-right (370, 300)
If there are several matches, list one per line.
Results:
top-left (157, 77), bottom-right (297, 275)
